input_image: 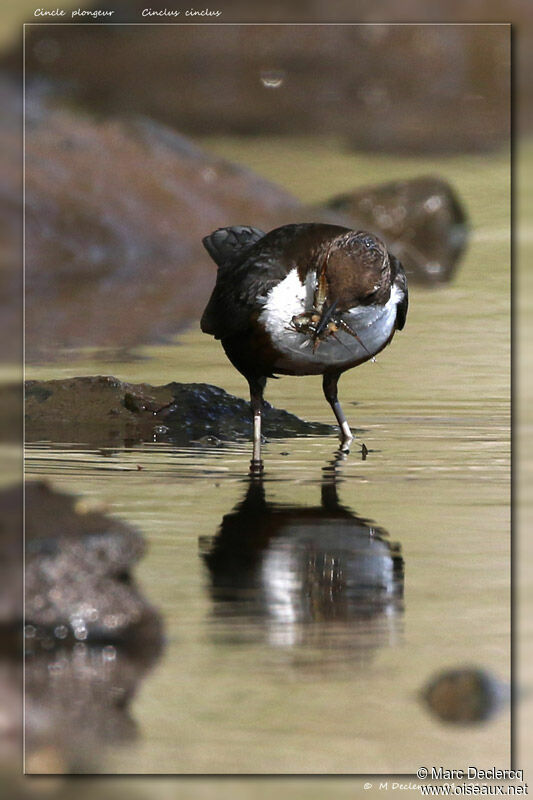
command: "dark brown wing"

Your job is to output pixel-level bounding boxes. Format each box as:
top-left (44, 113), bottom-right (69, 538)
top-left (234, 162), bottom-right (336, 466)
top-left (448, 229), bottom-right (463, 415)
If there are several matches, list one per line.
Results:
top-left (200, 242), bottom-right (292, 339)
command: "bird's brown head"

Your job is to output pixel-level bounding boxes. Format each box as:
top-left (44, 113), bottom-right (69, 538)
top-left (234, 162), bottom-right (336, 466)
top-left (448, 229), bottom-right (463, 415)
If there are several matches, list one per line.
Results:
top-left (321, 231), bottom-right (391, 310)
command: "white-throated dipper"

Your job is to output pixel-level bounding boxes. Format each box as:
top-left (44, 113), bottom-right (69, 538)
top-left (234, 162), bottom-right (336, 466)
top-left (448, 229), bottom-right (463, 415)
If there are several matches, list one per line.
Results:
top-left (201, 223), bottom-right (408, 469)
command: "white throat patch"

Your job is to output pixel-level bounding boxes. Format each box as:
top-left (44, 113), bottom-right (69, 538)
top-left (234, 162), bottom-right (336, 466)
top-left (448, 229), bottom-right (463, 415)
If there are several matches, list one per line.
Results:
top-left (262, 268), bottom-right (307, 329)
top-left (258, 268), bottom-right (403, 375)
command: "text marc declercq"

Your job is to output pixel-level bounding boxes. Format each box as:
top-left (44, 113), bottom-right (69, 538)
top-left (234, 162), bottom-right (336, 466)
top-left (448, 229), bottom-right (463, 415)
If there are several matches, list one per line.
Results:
top-left (432, 768), bottom-right (524, 781)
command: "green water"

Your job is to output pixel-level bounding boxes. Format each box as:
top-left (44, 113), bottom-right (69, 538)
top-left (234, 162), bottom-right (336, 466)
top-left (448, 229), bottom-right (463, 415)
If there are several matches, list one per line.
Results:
top-left (23, 138), bottom-right (510, 774)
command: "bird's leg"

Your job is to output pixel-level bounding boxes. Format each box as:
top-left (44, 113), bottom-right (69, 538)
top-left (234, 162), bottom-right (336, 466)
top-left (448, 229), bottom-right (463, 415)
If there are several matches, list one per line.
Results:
top-left (322, 371), bottom-right (353, 452)
top-left (249, 376), bottom-right (267, 472)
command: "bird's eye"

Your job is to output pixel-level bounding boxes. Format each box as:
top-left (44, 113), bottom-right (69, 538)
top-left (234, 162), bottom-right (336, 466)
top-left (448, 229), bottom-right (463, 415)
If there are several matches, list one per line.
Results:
top-left (362, 235), bottom-right (374, 248)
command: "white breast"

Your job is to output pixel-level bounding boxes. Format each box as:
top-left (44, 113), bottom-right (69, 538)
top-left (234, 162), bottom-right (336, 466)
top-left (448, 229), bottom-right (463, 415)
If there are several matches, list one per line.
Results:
top-left (258, 270), bottom-right (403, 376)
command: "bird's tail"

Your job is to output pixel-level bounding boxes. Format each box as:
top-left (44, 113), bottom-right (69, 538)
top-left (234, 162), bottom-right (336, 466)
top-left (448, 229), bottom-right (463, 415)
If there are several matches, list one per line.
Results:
top-left (202, 226), bottom-right (266, 267)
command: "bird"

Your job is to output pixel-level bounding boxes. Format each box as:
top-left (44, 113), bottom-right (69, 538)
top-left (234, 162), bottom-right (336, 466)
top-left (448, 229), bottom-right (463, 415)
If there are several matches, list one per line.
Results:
top-left (200, 223), bottom-right (408, 469)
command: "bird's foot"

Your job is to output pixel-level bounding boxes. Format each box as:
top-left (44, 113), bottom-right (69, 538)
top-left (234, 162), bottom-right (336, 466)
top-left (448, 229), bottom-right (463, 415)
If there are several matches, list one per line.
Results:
top-left (339, 432), bottom-right (353, 454)
top-left (336, 439), bottom-right (368, 460)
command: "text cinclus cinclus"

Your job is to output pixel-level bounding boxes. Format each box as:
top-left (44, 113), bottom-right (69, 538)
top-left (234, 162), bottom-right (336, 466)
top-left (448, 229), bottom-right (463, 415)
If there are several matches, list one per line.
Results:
top-left (201, 223), bottom-right (408, 469)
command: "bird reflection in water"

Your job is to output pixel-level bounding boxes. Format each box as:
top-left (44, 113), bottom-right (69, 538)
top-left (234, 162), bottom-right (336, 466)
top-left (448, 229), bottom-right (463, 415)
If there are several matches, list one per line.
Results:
top-left (200, 461), bottom-right (404, 665)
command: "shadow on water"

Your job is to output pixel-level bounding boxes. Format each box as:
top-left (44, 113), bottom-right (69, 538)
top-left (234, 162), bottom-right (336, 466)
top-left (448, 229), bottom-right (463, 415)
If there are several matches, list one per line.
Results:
top-left (200, 459), bottom-right (404, 665)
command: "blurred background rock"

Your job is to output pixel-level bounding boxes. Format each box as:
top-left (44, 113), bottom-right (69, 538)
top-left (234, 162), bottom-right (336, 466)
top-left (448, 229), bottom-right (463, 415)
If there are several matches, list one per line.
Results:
top-left (6, 6), bottom-right (513, 153)
top-left (3, 0), bottom-right (525, 149)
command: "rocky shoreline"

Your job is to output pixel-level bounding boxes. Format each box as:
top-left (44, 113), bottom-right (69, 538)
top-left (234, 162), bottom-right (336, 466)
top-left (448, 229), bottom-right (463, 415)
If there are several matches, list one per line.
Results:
top-left (24, 375), bottom-right (334, 445)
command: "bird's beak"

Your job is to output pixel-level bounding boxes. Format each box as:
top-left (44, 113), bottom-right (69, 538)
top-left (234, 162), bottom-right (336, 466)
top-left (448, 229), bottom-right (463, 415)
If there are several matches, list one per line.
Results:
top-left (314, 300), bottom-right (339, 339)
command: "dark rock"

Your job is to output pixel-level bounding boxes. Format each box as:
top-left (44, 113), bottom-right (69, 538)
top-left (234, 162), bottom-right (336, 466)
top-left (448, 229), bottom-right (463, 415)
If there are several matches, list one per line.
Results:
top-left (2, 78), bottom-right (468, 359)
top-left (158, 381), bottom-right (334, 442)
top-left (9, 5), bottom-right (512, 152)
top-left (24, 375), bottom-right (167, 445)
top-left (24, 375), bottom-right (334, 445)
top-left (422, 667), bottom-right (510, 724)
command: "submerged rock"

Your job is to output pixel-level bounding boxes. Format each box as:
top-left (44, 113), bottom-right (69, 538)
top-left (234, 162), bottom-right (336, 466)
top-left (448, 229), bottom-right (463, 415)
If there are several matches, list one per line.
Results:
top-left (2, 79), bottom-right (468, 359)
top-left (24, 375), bottom-right (334, 445)
top-left (421, 667), bottom-right (510, 724)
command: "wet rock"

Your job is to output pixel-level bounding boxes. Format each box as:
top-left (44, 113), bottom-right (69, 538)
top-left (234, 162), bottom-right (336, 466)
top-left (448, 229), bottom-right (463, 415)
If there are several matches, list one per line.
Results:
top-left (24, 376), bottom-right (334, 445)
top-left (0, 481), bottom-right (164, 772)
top-left (10, 6), bottom-right (512, 152)
top-left (422, 667), bottom-right (510, 724)
top-left (25, 375), bottom-right (166, 445)
top-left (156, 381), bottom-right (334, 442)
top-left (2, 79), bottom-right (467, 359)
